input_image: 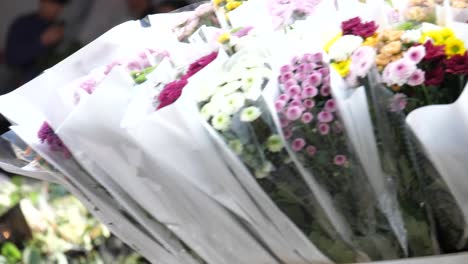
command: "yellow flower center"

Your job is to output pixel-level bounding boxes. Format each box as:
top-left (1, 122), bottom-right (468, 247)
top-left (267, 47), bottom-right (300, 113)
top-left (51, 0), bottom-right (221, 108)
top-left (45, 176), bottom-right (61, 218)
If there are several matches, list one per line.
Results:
top-left (217, 32), bottom-right (231, 44)
top-left (331, 60), bottom-right (351, 77)
top-left (226, 1), bottom-right (242, 11)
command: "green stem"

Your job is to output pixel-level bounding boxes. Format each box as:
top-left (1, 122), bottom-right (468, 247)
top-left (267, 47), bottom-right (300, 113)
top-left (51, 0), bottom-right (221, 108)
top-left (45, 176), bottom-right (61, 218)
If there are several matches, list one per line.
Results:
top-left (421, 85), bottom-right (432, 106)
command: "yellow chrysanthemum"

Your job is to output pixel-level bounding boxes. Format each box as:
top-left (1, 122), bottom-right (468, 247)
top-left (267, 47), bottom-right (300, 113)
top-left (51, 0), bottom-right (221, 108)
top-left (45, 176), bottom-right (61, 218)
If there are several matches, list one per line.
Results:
top-left (363, 34), bottom-right (379, 47)
top-left (226, 1), bottom-right (242, 10)
top-left (422, 28), bottom-right (456, 45)
top-left (331, 60), bottom-right (351, 77)
top-left (445, 37), bottom-right (466, 57)
top-left (217, 32), bottom-right (231, 44)
top-left (439, 28), bottom-right (455, 42)
top-left (213, 0), bottom-right (224, 7)
top-left (422, 30), bottom-right (444, 45)
top-left (324, 33), bottom-right (343, 53)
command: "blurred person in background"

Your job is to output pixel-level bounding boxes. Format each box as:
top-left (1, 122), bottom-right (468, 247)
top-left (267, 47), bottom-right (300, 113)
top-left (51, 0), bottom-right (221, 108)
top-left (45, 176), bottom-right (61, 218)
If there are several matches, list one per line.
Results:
top-left (5, 0), bottom-right (70, 85)
top-left (126, 0), bottom-right (156, 19)
top-left (155, 0), bottom-right (190, 13)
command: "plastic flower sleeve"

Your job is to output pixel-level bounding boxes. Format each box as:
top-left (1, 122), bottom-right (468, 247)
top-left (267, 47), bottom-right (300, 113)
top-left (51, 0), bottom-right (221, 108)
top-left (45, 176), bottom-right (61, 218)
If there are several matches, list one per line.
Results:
top-left (269, 51), bottom-right (407, 261)
top-left (195, 47), bottom-right (377, 263)
top-left (407, 83), bottom-right (468, 251)
top-left (57, 67), bottom-right (276, 264)
top-left (181, 49), bottom-right (332, 264)
top-left (0, 15), bottom-right (179, 132)
top-left (363, 68), bottom-right (468, 254)
top-left (9, 125), bottom-right (182, 263)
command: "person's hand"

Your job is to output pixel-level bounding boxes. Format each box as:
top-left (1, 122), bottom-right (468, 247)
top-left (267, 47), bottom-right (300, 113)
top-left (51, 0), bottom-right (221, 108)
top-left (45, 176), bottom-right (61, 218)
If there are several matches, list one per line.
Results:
top-left (40, 25), bottom-right (64, 46)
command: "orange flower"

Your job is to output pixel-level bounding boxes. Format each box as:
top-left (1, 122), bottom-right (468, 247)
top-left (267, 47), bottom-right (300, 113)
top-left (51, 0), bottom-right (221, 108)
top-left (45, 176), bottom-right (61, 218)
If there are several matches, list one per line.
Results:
top-left (381, 41), bottom-right (402, 56)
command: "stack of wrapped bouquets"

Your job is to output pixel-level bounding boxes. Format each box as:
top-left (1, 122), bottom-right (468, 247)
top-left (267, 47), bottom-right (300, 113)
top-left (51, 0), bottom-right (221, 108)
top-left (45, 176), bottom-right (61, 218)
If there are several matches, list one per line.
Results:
top-left (0, 0), bottom-right (467, 263)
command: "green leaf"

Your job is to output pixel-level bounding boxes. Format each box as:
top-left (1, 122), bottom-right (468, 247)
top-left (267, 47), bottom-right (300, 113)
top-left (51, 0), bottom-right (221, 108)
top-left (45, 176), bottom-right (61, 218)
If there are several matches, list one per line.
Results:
top-left (1, 242), bottom-right (21, 263)
top-left (11, 176), bottom-right (23, 187)
top-left (22, 246), bottom-right (43, 264)
top-left (9, 193), bottom-right (21, 206)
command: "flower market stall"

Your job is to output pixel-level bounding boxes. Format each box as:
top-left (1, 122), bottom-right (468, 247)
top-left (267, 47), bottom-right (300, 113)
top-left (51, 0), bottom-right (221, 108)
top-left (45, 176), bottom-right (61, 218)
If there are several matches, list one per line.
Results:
top-left (0, 0), bottom-right (467, 263)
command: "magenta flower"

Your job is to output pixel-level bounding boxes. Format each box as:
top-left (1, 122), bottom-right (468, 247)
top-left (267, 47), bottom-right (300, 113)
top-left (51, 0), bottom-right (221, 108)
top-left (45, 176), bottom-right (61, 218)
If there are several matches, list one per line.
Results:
top-left (290, 100), bottom-right (303, 107)
top-left (303, 99), bottom-right (315, 108)
top-left (351, 46), bottom-right (374, 62)
top-left (104, 61), bottom-right (121, 75)
top-left (232, 26), bottom-right (254, 38)
top-left (445, 52), bottom-right (468, 74)
top-left (307, 72), bottom-right (323, 87)
top-left (304, 63), bottom-right (315, 73)
top-left (281, 72), bottom-right (294, 81)
top-left (281, 64), bottom-right (293, 74)
top-left (284, 129), bottom-right (293, 139)
top-left (324, 99), bottom-right (337, 112)
top-left (285, 79), bottom-right (298, 89)
top-left (302, 53), bottom-right (322, 63)
top-left (423, 41), bottom-right (445, 61)
top-left (306, 145), bottom-right (317, 156)
top-left (342, 17), bottom-right (378, 38)
top-left (334, 155), bottom-right (347, 166)
top-left (157, 79), bottom-right (188, 110)
top-left (297, 63), bottom-right (306, 73)
top-left (424, 66), bottom-right (445, 86)
top-left (318, 123), bottom-right (330, 135)
top-left (292, 138), bottom-right (306, 152)
top-left (280, 117), bottom-right (290, 128)
top-left (286, 85), bottom-right (301, 96)
top-left (292, 94), bottom-right (302, 101)
top-left (291, 56), bottom-right (301, 65)
top-left (301, 85), bottom-right (318, 98)
top-left (351, 46), bottom-right (376, 77)
top-left (301, 112), bottom-right (314, 123)
top-left (295, 72), bottom-right (307, 82)
top-left (404, 45), bottom-right (426, 64)
top-left (342, 17), bottom-right (361, 35)
top-left (388, 59), bottom-right (417, 85)
top-left (286, 105), bottom-right (303, 120)
top-left (279, 93), bottom-right (291, 101)
top-left (388, 93), bottom-right (408, 112)
top-left (320, 86), bottom-right (331, 97)
top-left (318, 111), bottom-right (333, 123)
top-left (185, 52), bottom-right (218, 78)
top-left (275, 99), bottom-right (287, 112)
top-left (318, 67), bottom-right (329, 78)
top-left (80, 79), bottom-right (97, 94)
top-left (407, 69), bottom-right (425, 86)
top-left (38, 122), bottom-right (71, 159)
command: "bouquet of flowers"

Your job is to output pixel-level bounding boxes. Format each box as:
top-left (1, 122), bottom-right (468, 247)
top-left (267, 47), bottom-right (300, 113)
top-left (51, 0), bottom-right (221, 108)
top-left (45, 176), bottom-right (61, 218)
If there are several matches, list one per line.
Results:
top-left (340, 17), bottom-right (468, 254)
top-left (1, 2), bottom-right (468, 264)
top-left (275, 52), bottom-right (406, 261)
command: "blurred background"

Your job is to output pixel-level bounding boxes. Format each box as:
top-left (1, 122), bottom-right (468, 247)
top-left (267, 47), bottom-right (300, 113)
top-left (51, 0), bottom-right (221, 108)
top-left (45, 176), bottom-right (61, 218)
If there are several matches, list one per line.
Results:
top-left (0, 1), bottom-right (198, 263)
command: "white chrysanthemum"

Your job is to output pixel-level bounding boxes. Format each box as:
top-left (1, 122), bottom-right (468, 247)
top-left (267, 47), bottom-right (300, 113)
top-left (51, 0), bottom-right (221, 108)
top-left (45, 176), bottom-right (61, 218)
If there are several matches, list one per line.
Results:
top-left (196, 84), bottom-right (218, 102)
top-left (255, 162), bottom-right (274, 179)
top-left (266, 134), bottom-right (284, 152)
top-left (401, 29), bottom-right (422, 43)
top-left (241, 106), bottom-right (262, 122)
top-left (328, 35), bottom-right (363, 61)
top-left (200, 102), bottom-right (219, 120)
top-left (218, 80), bottom-right (242, 96)
top-left (223, 92), bottom-right (246, 115)
top-left (228, 139), bottom-right (244, 154)
top-left (212, 112), bottom-right (231, 131)
top-left (241, 72), bottom-right (266, 101)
